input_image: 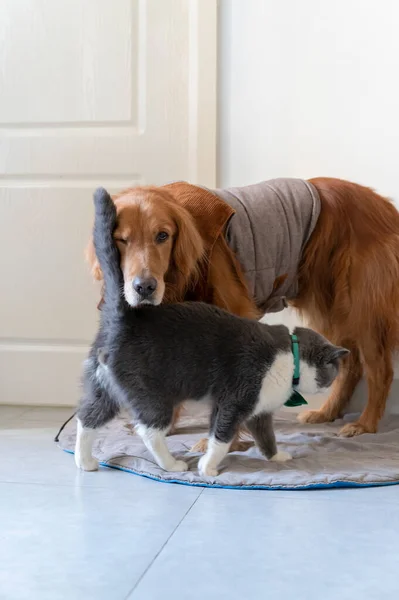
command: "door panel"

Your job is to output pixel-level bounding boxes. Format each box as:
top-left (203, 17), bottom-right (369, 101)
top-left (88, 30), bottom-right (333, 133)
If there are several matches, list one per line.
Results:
top-left (0, 0), bottom-right (217, 405)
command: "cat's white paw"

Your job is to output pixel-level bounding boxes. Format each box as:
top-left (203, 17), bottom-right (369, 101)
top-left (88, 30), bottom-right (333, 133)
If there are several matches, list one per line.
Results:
top-left (198, 456), bottom-right (218, 478)
top-left (270, 450), bottom-right (292, 463)
top-left (75, 454), bottom-right (99, 471)
top-left (167, 459), bottom-right (189, 472)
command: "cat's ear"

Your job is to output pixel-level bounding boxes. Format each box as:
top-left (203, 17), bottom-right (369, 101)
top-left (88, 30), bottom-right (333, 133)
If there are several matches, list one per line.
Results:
top-left (325, 346), bottom-right (350, 363)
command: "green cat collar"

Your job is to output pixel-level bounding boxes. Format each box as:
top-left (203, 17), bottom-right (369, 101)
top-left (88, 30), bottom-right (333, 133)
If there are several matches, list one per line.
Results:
top-left (284, 334), bottom-right (308, 407)
top-left (291, 334), bottom-right (300, 386)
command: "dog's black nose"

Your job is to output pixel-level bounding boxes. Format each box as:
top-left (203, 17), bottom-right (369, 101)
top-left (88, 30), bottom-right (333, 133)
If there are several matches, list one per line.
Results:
top-left (133, 277), bottom-right (157, 298)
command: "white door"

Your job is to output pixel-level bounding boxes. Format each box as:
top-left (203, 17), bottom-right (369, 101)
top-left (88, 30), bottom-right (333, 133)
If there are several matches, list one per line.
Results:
top-left (0, 0), bottom-right (217, 406)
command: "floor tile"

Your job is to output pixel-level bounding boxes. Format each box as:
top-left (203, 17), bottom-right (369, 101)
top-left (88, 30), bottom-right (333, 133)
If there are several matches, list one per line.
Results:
top-left (0, 421), bottom-right (191, 492)
top-left (129, 487), bottom-right (399, 600)
top-left (2, 409), bottom-right (399, 600)
top-left (202, 482), bottom-right (399, 505)
top-left (0, 481), bottom-right (202, 600)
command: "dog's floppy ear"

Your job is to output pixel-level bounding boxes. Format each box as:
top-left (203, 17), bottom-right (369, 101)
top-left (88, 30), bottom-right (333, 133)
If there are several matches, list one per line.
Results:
top-left (272, 273), bottom-right (288, 294)
top-left (86, 187), bottom-right (114, 281)
top-left (171, 204), bottom-right (204, 280)
top-left (85, 188), bottom-right (112, 281)
top-left (85, 235), bottom-right (103, 281)
top-left (87, 187), bottom-right (115, 281)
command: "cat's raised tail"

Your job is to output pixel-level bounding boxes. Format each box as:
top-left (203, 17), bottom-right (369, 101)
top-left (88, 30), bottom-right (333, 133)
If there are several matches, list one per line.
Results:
top-left (93, 187), bottom-right (126, 316)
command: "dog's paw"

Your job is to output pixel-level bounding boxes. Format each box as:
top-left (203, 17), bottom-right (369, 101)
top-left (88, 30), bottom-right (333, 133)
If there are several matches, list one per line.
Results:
top-left (297, 409), bottom-right (330, 424)
top-left (339, 422), bottom-right (375, 438)
top-left (167, 459), bottom-right (189, 472)
top-left (191, 438), bottom-right (209, 453)
top-left (270, 450), bottom-right (292, 463)
top-left (198, 456), bottom-right (218, 478)
top-left (75, 454), bottom-right (99, 472)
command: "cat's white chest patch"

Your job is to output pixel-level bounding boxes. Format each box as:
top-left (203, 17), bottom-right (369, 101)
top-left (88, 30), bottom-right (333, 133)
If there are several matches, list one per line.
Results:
top-left (253, 352), bottom-right (293, 415)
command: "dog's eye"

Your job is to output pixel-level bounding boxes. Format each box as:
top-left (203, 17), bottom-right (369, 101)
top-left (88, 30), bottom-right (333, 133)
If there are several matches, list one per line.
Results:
top-left (114, 238), bottom-right (127, 245)
top-left (156, 231), bottom-right (169, 243)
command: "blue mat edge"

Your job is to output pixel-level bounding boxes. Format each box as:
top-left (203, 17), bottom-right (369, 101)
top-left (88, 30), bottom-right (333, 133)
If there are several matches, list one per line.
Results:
top-left (61, 448), bottom-right (399, 491)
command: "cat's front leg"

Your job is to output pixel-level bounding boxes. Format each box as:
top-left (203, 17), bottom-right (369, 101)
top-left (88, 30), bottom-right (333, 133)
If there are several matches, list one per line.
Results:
top-left (270, 450), bottom-right (292, 462)
top-left (246, 413), bottom-right (292, 463)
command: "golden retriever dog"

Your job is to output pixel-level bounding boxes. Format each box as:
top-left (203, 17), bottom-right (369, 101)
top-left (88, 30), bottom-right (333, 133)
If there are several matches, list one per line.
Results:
top-left (87, 178), bottom-right (399, 439)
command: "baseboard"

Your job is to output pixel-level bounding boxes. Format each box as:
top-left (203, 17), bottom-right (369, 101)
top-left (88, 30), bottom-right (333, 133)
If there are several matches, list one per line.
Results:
top-left (0, 343), bottom-right (88, 407)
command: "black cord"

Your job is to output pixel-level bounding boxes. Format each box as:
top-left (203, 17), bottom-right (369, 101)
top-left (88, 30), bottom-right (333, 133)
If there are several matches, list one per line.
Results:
top-left (54, 411), bottom-right (77, 442)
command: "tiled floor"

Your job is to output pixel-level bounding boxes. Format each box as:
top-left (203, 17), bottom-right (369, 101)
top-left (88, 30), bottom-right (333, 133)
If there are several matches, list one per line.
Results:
top-left (1, 406), bottom-right (398, 600)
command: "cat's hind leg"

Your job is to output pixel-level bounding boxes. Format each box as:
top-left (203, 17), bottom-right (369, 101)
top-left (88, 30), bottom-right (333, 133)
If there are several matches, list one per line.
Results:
top-left (246, 413), bottom-right (292, 463)
top-left (198, 437), bottom-right (232, 478)
top-left (75, 419), bottom-right (100, 471)
top-left (135, 422), bottom-right (188, 472)
top-left (75, 373), bottom-right (120, 471)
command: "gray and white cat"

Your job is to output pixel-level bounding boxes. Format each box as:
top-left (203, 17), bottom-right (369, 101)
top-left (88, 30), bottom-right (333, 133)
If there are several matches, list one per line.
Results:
top-left (75, 188), bottom-right (348, 477)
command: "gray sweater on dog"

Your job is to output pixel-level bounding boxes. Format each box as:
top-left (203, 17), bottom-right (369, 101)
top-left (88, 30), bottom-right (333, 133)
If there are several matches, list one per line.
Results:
top-left (213, 178), bottom-right (321, 313)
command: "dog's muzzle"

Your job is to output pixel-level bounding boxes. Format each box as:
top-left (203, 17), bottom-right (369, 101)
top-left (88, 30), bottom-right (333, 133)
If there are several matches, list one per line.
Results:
top-left (132, 276), bottom-right (157, 301)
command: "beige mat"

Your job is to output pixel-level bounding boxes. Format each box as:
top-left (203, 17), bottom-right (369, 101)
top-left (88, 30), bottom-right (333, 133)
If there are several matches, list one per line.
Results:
top-left (57, 411), bottom-right (399, 490)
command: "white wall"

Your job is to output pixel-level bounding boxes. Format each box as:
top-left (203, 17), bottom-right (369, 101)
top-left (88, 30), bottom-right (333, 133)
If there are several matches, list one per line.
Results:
top-left (218, 0), bottom-right (399, 203)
